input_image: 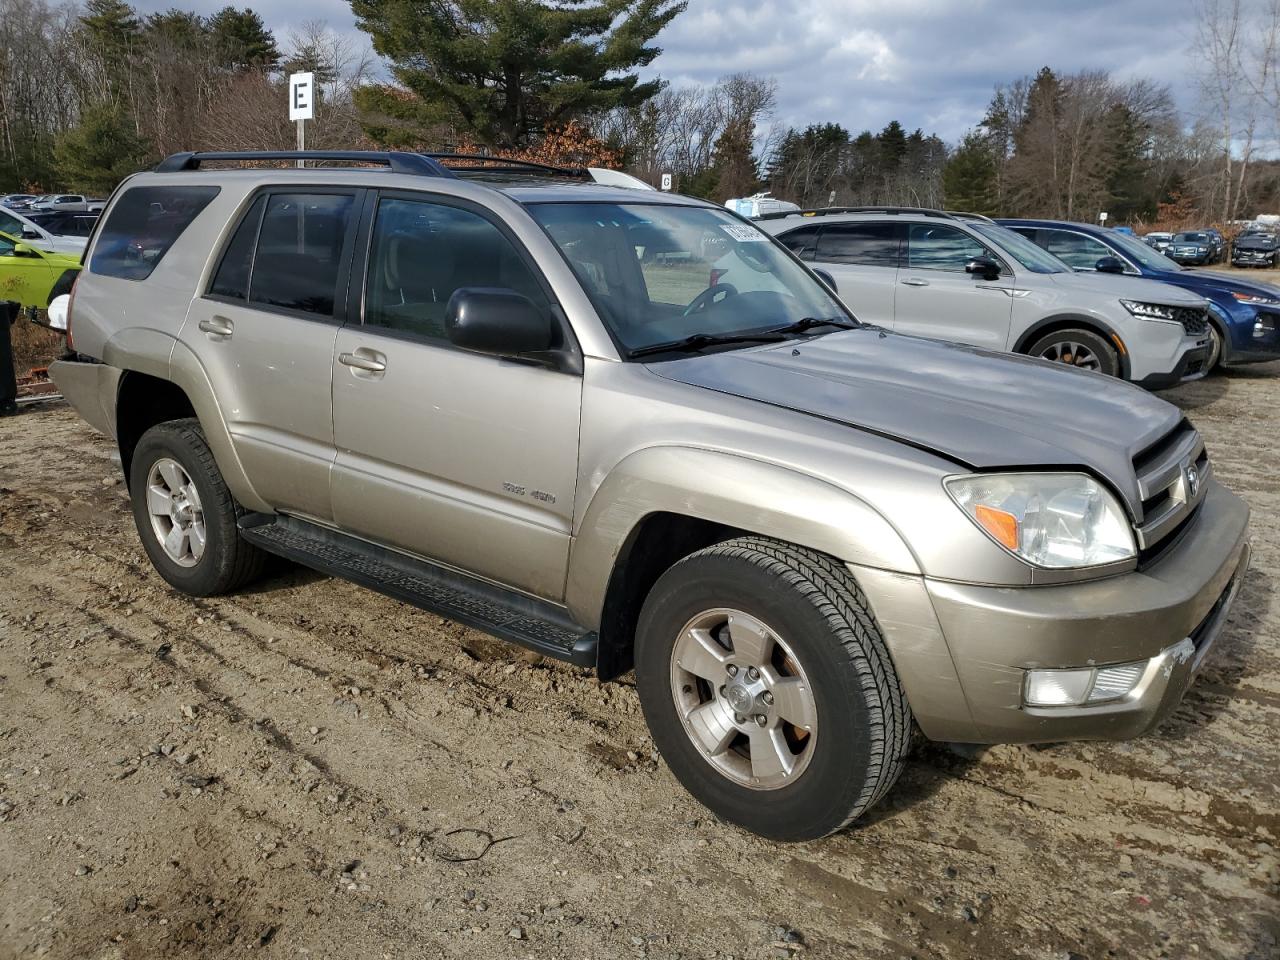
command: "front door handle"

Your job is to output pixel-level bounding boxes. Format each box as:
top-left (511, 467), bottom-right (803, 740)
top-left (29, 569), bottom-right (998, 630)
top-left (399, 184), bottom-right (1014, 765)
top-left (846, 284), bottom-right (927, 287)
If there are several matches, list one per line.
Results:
top-left (198, 316), bottom-right (233, 337)
top-left (900, 278), bottom-right (929, 287)
top-left (339, 351), bottom-right (387, 373)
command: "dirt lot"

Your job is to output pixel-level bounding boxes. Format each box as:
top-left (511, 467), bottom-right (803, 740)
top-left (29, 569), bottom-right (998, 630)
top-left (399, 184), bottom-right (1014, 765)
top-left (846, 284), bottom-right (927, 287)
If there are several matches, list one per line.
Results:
top-left (1, 371), bottom-right (1278, 960)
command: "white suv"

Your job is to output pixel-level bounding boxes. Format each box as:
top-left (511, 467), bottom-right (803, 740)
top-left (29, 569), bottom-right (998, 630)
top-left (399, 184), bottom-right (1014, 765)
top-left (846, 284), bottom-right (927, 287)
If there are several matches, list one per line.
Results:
top-left (757, 208), bottom-right (1211, 388)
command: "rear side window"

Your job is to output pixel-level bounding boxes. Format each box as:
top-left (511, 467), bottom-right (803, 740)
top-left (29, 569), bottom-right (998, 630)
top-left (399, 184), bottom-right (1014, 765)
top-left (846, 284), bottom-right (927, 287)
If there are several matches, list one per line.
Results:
top-left (815, 222), bottom-right (899, 266)
top-left (248, 193), bottom-right (354, 317)
top-left (91, 185), bottom-right (219, 281)
top-left (209, 196), bottom-right (266, 300)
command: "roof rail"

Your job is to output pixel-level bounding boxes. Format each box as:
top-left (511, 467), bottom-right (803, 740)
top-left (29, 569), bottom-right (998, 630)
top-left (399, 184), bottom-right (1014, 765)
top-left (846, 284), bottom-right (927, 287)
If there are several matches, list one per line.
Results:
top-left (423, 153), bottom-right (590, 178)
top-left (754, 205), bottom-right (957, 222)
top-left (948, 210), bottom-right (996, 224)
top-left (155, 151), bottom-right (457, 177)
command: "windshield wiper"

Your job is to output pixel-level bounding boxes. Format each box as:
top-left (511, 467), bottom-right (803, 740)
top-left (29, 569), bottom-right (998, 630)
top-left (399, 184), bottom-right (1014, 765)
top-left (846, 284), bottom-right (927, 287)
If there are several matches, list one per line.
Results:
top-left (627, 331), bottom-right (788, 359)
top-left (766, 316), bottom-right (860, 335)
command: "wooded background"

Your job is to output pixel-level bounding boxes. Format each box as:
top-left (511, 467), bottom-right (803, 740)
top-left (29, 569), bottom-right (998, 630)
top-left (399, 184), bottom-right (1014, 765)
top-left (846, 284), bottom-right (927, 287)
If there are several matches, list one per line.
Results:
top-left (1, 0), bottom-right (1278, 228)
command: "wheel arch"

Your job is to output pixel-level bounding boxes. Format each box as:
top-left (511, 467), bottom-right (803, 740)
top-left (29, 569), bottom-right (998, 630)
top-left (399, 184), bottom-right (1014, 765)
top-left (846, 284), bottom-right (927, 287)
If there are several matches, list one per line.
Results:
top-left (1013, 314), bottom-right (1132, 380)
top-left (566, 446), bottom-right (920, 680)
top-left (108, 334), bottom-right (269, 511)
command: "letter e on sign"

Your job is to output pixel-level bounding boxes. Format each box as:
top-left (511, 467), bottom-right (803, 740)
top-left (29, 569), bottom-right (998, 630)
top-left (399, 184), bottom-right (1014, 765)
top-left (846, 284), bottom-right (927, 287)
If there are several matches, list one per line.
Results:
top-left (289, 72), bottom-right (314, 121)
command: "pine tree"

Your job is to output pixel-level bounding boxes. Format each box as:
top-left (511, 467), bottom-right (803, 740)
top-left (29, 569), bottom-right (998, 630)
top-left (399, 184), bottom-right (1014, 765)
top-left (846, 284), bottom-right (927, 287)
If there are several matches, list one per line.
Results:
top-left (352, 0), bottom-right (687, 149)
top-left (943, 132), bottom-right (998, 216)
top-left (208, 7), bottom-right (280, 72)
top-left (54, 105), bottom-right (152, 194)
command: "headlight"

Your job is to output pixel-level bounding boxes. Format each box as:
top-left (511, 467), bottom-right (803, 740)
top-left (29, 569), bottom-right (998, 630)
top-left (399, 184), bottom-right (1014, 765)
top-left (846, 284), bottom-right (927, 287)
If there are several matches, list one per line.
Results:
top-left (1119, 299), bottom-right (1179, 321)
top-left (1231, 290), bottom-right (1280, 306)
top-left (945, 472), bottom-right (1135, 569)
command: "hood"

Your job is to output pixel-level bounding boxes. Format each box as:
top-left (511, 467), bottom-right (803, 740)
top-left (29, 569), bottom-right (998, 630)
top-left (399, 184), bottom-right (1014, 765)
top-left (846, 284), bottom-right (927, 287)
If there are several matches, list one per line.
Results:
top-left (1046, 269), bottom-right (1206, 306)
top-left (1234, 234), bottom-right (1279, 250)
top-left (1171, 268), bottom-right (1280, 302)
top-left (651, 329), bottom-right (1181, 513)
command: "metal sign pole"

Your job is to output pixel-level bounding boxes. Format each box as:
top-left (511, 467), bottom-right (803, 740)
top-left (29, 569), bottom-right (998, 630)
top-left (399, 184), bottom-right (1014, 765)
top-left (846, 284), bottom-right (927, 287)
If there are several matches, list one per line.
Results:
top-left (297, 119), bottom-right (304, 168)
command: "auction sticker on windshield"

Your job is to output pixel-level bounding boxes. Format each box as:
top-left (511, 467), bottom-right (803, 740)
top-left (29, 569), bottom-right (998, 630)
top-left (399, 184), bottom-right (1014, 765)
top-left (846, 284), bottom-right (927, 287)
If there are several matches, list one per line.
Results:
top-left (719, 223), bottom-right (768, 242)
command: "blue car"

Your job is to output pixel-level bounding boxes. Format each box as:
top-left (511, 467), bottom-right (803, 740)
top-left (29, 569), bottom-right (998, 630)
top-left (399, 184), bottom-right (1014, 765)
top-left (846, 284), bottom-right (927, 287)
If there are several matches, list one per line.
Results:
top-left (999, 219), bottom-right (1280, 370)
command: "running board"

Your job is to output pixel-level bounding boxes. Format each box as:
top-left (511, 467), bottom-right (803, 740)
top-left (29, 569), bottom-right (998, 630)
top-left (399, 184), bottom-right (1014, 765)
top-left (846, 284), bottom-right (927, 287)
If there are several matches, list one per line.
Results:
top-left (238, 514), bottom-right (598, 667)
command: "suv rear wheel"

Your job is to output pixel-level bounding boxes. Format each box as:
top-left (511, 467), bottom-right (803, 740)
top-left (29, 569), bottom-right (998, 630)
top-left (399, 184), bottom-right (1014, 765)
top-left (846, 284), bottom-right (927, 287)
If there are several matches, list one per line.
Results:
top-left (634, 537), bottom-right (913, 840)
top-left (129, 418), bottom-right (265, 596)
top-left (1026, 327), bottom-right (1119, 377)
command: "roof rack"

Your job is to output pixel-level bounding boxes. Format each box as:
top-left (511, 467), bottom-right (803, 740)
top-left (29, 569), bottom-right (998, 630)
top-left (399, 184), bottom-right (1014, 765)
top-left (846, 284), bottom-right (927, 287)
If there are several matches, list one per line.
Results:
top-left (154, 150), bottom-right (592, 180)
top-left (423, 153), bottom-right (590, 179)
top-left (155, 151), bottom-right (457, 176)
top-left (753, 205), bottom-right (957, 222)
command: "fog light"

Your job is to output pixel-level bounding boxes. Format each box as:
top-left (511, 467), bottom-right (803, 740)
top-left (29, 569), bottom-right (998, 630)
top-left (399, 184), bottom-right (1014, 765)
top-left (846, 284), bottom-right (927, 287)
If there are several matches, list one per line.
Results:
top-left (1088, 662), bottom-right (1145, 702)
top-left (1025, 668), bottom-right (1093, 706)
top-left (1024, 661), bottom-right (1147, 707)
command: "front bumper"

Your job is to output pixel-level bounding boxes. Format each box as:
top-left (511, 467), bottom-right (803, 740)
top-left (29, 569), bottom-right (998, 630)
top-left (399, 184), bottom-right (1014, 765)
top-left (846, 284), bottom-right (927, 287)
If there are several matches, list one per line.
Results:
top-left (1133, 340), bottom-right (1210, 389)
top-left (860, 479), bottom-right (1250, 743)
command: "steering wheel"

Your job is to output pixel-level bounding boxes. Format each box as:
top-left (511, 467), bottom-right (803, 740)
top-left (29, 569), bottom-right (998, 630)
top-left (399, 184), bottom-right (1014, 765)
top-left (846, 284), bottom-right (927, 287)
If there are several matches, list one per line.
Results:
top-left (683, 282), bottom-right (738, 317)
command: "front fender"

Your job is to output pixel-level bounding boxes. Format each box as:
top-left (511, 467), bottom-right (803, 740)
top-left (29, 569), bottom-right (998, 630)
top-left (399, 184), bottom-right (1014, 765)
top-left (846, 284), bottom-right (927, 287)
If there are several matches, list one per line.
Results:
top-left (565, 445), bottom-right (919, 629)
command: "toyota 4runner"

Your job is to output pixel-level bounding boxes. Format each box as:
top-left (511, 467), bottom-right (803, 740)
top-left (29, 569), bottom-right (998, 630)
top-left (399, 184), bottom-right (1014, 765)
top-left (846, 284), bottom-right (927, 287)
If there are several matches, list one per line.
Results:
top-left (51, 152), bottom-right (1251, 841)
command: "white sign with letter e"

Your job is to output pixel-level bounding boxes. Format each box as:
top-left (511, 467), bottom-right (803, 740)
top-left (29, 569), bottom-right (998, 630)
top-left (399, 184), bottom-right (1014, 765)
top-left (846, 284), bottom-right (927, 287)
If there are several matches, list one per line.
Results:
top-left (289, 72), bottom-right (314, 121)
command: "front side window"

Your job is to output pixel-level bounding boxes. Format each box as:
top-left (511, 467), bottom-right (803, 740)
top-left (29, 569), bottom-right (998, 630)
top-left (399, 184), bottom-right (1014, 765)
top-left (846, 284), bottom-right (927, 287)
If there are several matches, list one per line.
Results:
top-left (775, 225), bottom-right (820, 260)
top-left (247, 193), bottom-right (354, 316)
top-left (907, 223), bottom-right (992, 272)
top-left (815, 222), bottom-right (899, 266)
top-left (529, 201), bottom-right (850, 355)
top-left (364, 197), bottom-right (548, 342)
top-left (91, 185), bottom-right (220, 281)
top-left (1042, 230), bottom-right (1114, 270)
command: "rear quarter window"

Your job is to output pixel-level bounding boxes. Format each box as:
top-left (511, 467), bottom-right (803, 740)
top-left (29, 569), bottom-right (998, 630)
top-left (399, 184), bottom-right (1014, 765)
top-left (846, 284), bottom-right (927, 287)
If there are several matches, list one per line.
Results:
top-left (91, 185), bottom-right (220, 281)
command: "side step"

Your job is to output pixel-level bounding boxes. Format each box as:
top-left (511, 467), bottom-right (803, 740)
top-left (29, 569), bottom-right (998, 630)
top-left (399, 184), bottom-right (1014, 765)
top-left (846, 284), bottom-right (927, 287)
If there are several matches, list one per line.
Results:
top-left (238, 514), bottom-right (598, 668)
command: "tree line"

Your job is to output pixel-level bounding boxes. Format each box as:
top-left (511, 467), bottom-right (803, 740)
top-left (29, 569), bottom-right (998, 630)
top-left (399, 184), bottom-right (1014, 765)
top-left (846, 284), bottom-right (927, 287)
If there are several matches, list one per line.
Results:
top-left (2, 0), bottom-right (1277, 226)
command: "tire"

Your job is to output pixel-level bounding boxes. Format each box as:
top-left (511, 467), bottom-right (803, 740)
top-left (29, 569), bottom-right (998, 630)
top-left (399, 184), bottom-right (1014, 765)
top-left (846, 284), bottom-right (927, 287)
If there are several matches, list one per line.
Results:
top-left (128, 418), bottom-right (265, 596)
top-left (1026, 327), bottom-right (1120, 378)
top-left (634, 537), bottom-right (913, 841)
top-left (1205, 323), bottom-right (1224, 372)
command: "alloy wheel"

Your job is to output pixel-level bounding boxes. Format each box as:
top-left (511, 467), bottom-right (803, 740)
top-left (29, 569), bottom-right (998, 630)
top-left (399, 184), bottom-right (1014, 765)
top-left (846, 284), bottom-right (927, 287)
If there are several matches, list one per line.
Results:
top-left (1040, 340), bottom-right (1101, 371)
top-left (669, 608), bottom-right (818, 790)
top-left (145, 457), bottom-right (206, 568)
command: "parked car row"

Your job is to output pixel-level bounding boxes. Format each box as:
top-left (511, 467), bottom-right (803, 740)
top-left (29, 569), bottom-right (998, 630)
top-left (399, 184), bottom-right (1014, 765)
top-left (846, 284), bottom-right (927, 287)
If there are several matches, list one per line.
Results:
top-left (1, 193), bottom-right (105, 213)
top-left (0, 204), bottom-right (94, 256)
top-left (46, 151), bottom-right (1252, 841)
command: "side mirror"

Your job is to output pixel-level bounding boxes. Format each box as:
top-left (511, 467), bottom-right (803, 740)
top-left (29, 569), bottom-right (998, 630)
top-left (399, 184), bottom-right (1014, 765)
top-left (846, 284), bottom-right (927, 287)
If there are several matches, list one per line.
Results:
top-left (445, 287), bottom-right (555, 360)
top-left (965, 256), bottom-right (1001, 281)
top-left (21, 228), bottom-right (39, 240)
top-left (1095, 256), bottom-right (1126, 274)
top-left (813, 268), bottom-right (837, 293)
top-left (10, 242), bottom-right (36, 257)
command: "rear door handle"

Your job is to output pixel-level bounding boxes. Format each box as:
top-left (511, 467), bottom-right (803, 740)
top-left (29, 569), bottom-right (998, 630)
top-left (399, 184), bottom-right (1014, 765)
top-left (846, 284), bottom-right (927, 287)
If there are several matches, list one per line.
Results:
top-left (900, 278), bottom-right (929, 287)
top-left (198, 316), bottom-right (233, 337)
top-left (339, 351), bottom-right (387, 373)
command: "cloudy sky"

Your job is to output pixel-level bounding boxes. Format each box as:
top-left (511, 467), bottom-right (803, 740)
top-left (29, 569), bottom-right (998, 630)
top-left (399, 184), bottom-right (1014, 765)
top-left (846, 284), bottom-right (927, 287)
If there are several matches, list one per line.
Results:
top-left (136, 0), bottom-right (1202, 144)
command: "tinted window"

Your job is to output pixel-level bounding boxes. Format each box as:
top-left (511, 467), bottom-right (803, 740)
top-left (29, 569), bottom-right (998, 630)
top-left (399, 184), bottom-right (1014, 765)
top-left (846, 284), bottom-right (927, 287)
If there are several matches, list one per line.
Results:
top-left (209, 196), bottom-right (266, 301)
top-left (907, 224), bottom-right (992, 271)
top-left (776, 225), bottom-right (820, 259)
top-left (365, 198), bottom-right (546, 341)
top-left (0, 209), bottom-right (23, 236)
top-left (248, 193), bottom-right (354, 317)
top-left (92, 185), bottom-right (219, 281)
top-left (815, 222), bottom-right (899, 266)
top-left (1042, 230), bottom-right (1113, 270)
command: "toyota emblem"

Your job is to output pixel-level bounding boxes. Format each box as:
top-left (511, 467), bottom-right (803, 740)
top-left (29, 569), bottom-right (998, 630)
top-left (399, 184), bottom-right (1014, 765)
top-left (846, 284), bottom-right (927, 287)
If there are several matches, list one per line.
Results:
top-left (1185, 464), bottom-right (1199, 498)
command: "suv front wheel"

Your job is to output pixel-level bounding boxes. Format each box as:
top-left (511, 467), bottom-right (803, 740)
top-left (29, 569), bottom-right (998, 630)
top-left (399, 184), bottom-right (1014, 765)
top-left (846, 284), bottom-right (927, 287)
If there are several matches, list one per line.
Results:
top-left (1026, 327), bottom-right (1119, 377)
top-left (634, 537), bottom-right (913, 840)
top-left (129, 418), bottom-right (265, 596)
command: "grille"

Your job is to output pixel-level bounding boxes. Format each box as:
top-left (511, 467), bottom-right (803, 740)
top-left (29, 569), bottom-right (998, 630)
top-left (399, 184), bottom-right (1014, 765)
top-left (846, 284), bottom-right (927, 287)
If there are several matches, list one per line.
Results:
top-left (1173, 307), bottom-right (1209, 336)
top-left (1132, 421), bottom-right (1210, 564)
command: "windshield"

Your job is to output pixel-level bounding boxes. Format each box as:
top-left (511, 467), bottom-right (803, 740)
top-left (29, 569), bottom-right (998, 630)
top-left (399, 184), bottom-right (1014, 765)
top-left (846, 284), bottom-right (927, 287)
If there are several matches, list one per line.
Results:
top-left (968, 221), bottom-right (1070, 274)
top-left (1107, 229), bottom-right (1183, 271)
top-left (1174, 232), bottom-right (1208, 243)
top-left (528, 202), bottom-right (850, 355)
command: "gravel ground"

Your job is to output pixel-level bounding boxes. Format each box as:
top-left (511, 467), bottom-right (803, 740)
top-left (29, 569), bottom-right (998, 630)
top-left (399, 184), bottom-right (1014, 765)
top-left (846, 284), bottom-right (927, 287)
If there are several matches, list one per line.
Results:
top-left (1, 367), bottom-right (1278, 960)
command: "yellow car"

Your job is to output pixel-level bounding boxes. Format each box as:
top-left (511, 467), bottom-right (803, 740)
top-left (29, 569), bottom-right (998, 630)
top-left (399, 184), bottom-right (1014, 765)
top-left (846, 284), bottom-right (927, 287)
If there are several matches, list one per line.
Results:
top-left (0, 230), bottom-right (81, 308)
